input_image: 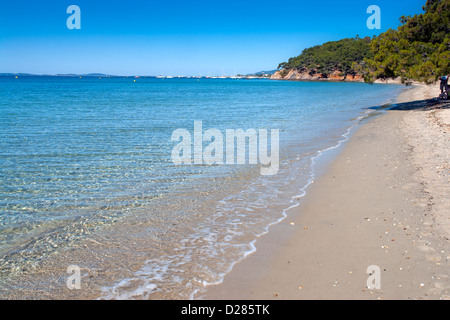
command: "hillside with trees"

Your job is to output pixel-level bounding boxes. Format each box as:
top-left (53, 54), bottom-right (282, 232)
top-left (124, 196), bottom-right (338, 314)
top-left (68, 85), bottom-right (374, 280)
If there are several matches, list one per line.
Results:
top-left (275, 0), bottom-right (450, 84)
top-left (358, 0), bottom-right (449, 84)
top-left (277, 37), bottom-right (373, 79)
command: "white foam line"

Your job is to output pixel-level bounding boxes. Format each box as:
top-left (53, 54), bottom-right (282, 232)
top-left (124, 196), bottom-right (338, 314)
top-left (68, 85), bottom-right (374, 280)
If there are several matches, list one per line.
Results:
top-left (101, 105), bottom-right (388, 301)
top-left (194, 109), bottom-right (378, 299)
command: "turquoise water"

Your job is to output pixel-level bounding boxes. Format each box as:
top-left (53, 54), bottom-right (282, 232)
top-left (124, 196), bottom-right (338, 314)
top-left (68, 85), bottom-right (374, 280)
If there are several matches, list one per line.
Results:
top-left (0, 76), bottom-right (403, 298)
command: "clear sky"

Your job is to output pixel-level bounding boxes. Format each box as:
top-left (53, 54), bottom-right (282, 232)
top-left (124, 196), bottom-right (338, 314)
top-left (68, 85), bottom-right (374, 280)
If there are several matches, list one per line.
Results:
top-left (0, 0), bottom-right (427, 76)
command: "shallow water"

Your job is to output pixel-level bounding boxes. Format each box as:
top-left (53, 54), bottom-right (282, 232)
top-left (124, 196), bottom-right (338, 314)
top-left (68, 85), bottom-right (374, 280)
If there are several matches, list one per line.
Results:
top-left (0, 77), bottom-right (403, 299)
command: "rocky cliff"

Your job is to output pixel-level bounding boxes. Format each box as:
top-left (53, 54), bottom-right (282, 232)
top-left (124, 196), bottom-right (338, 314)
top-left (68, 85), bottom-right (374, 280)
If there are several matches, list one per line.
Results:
top-left (271, 69), bottom-right (364, 82)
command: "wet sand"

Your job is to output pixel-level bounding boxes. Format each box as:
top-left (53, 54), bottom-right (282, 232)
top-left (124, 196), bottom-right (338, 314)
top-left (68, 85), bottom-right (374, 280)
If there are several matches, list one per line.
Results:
top-left (198, 83), bottom-right (450, 300)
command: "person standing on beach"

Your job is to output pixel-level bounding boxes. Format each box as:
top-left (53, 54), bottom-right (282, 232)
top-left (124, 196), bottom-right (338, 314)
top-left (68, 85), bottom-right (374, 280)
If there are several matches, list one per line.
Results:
top-left (440, 74), bottom-right (449, 94)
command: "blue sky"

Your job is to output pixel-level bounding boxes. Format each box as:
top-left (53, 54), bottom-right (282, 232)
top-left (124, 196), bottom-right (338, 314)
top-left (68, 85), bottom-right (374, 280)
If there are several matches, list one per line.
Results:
top-left (0, 0), bottom-right (426, 76)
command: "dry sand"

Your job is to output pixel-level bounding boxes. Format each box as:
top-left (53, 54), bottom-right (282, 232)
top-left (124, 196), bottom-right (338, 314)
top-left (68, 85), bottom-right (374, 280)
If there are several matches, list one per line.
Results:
top-left (197, 83), bottom-right (450, 300)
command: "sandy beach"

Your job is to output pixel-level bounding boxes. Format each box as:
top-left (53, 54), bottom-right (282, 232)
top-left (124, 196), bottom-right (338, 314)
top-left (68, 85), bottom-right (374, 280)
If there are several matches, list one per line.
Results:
top-left (198, 83), bottom-right (450, 300)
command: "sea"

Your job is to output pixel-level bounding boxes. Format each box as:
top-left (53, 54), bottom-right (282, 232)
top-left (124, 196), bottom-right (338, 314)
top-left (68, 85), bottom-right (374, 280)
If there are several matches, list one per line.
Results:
top-left (0, 76), bottom-right (404, 299)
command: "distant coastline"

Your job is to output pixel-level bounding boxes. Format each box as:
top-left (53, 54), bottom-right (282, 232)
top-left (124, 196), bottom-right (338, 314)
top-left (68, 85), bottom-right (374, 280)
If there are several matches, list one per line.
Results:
top-left (0, 71), bottom-right (431, 85)
top-left (0, 71), bottom-right (279, 80)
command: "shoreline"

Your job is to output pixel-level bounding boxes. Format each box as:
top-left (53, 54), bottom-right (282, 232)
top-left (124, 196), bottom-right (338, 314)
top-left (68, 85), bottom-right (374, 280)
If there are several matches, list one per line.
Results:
top-left (197, 83), bottom-right (450, 300)
top-left (0, 79), bottom-right (407, 301)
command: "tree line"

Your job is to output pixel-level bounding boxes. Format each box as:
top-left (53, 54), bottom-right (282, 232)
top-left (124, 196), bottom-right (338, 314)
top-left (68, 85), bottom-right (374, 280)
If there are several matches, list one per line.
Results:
top-left (278, 0), bottom-right (449, 84)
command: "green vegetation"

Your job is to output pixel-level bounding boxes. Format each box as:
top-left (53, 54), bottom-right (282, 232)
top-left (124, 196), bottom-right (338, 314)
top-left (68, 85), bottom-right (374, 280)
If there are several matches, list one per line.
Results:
top-left (278, 0), bottom-right (450, 84)
top-left (360, 0), bottom-right (449, 84)
top-left (278, 37), bottom-right (373, 77)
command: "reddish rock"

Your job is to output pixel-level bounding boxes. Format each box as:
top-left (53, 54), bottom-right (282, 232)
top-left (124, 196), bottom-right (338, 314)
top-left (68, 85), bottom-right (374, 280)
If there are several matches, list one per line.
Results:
top-left (271, 69), bottom-right (364, 82)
